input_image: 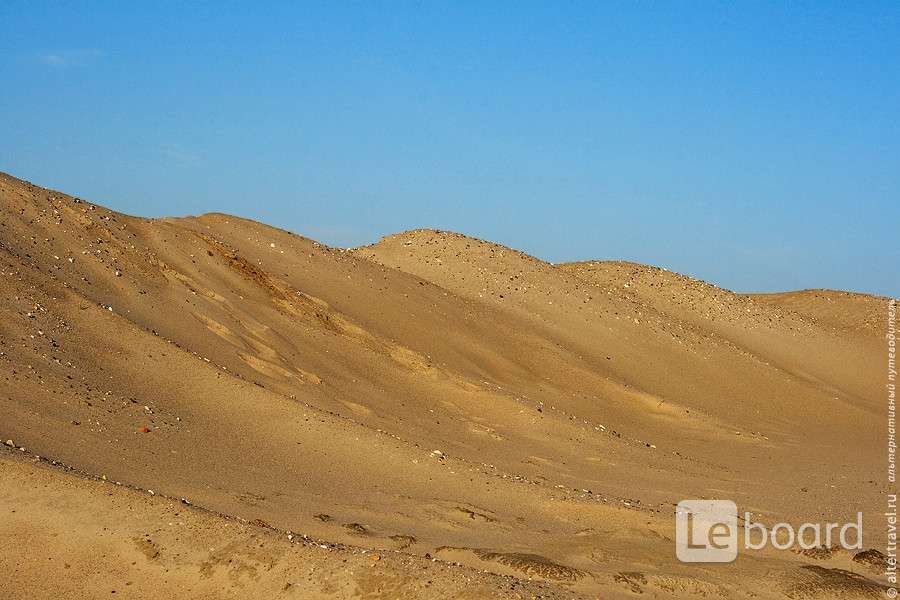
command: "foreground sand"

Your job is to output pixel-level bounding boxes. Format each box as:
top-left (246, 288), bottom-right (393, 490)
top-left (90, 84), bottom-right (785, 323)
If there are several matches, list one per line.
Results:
top-left (0, 172), bottom-right (893, 598)
top-left (0, 451), bottom-right (568, 599)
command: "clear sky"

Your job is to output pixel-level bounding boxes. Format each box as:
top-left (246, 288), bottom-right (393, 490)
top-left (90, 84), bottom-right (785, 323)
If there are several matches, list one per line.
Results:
top-left (1, 2), bottom-right (898, 296)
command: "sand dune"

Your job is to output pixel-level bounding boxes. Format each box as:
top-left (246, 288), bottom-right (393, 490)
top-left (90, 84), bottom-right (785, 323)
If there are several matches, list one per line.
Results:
top-left (0, 172), bottom-right (892, 598)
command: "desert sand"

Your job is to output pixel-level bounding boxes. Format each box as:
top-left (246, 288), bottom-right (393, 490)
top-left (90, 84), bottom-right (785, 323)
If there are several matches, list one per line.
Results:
top-left (0, 171), bottom-right (893, 598)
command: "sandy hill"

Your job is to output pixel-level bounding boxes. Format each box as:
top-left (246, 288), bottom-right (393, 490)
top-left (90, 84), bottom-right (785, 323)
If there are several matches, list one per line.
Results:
top-left (1, 173), bottom-right (893, 599)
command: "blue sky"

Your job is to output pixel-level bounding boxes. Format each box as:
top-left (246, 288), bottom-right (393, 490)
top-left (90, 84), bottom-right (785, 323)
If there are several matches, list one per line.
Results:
top-left (1, 2), bottom-right (897, 296)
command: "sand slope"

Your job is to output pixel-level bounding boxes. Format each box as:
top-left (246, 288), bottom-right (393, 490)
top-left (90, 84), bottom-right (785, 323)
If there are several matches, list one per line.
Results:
top-left (1, 173), bottom-right (893, 598)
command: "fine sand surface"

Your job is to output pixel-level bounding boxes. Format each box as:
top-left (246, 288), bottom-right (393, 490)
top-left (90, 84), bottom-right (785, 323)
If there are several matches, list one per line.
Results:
top-left (0, 171), bottom-right (894, 598)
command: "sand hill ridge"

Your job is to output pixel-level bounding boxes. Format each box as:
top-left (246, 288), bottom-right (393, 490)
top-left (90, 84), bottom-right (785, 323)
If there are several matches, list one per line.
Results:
top-left (0, 171), bottom-right (892, 598)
